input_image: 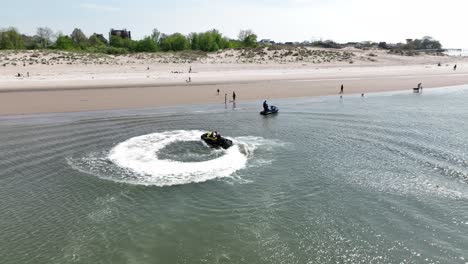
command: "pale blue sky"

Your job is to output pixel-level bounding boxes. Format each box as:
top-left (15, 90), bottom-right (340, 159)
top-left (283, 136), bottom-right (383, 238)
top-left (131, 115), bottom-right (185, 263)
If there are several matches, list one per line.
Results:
top-left (2, 0), bottom-right (466, 48)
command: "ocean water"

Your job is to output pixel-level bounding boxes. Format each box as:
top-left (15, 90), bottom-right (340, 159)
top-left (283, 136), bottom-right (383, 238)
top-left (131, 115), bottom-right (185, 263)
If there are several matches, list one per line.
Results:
top-left (1, 87), bottom-right (467, 264)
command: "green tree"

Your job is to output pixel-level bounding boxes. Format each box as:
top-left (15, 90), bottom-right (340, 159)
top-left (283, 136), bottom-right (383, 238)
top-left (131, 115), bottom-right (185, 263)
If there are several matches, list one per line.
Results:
top-left (210, 29), bottom-right (229, 49)
top-left (238, 29), bottom-right (257, 47)
top-left (89, 33), bottom-right (106, 47)
top-left (109, 35), bottom-right (135, 51)
top-left (36, 27), bottom-right (54, 48)
top-left (189, 30), bottom-right (230, 52)
top-left (109, 35), bottom-right (124, 47)
top-left (188, 32), bottom-right (200, 50)
top-left (0, 28), bottom-right (24, 50)
top-left (88, 33), bottom-right (108, 46)
top-left (23, 35), bottom-right (42, 49)
top-left (55, 35), bottom-right (74, 50)
top-left (198, 31), bottom-right (217, 51)
top-left (420, 36), bottom-right (442, 50)
top-left (151, 28), bottom-right (161, 43)
top-left (135, 36), bottom-right (158, 52)
top-left (70, 28), bottom-right (88, 48)
top-left (404, 37), bottom-right (442, 50)
top-left (159, 33), bottom-right (189, 51)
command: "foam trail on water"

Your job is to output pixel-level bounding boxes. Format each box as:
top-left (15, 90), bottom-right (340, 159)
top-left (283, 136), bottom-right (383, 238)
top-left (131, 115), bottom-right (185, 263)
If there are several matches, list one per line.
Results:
top-left (68, 130), bottom-right (280, 186)
top-left (104, 130), bottom-right (256, 186)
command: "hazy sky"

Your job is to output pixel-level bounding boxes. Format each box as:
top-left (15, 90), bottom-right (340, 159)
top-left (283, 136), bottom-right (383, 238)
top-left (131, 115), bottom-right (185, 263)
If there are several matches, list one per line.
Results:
top-left (2, 0), bottom-right (466, 48)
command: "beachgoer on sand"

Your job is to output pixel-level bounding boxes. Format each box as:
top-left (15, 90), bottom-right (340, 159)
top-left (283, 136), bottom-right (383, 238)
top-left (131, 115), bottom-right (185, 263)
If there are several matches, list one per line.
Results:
top-left (217, 89), bottom-right (220, 95)
top-left (189, 66), bottom-right (192, 73)
top-left (340, 84), bottom-right (344, 94)
top-left (454, 64), bottom-right (457, 71)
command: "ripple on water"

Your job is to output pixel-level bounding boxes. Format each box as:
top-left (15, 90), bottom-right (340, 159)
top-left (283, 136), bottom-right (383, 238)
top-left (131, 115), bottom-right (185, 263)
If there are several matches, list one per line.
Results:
top-left (318, 117), bottom-right (468, 200)
top-left (67, 130), bottom-right (283, 187)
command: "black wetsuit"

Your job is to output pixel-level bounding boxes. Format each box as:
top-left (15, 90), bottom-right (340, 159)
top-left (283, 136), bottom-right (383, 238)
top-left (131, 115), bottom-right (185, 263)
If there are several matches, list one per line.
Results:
top-left (263, 101), bottom-right (269, 112)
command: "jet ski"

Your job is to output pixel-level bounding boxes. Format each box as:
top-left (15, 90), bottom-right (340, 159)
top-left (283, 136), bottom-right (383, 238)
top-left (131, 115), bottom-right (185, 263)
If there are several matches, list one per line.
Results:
top-left (260, 105), bottom-right (279, 115)
top-left (201, 132), bottom-right (233, 150)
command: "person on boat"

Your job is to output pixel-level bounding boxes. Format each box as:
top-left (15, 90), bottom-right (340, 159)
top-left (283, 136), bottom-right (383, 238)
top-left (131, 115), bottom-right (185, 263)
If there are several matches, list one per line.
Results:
top-left (263, 100), bottom-right (269, 112)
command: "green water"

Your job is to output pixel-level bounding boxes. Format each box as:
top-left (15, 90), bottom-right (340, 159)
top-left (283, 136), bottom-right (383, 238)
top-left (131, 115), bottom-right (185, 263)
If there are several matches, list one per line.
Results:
top-left (0, 87), bottom-right (467, 263)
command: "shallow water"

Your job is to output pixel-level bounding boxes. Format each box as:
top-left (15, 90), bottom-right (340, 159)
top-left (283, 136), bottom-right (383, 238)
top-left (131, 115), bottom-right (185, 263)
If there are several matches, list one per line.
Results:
top-left (1, 87), bottom-right (468, 264)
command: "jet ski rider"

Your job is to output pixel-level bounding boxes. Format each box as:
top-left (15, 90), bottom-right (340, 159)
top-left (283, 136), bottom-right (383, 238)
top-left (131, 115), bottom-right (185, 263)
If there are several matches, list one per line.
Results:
top-left (263, 100), bottom-right (269, 112)
top-left (207, 131), bottom-right (221, 142)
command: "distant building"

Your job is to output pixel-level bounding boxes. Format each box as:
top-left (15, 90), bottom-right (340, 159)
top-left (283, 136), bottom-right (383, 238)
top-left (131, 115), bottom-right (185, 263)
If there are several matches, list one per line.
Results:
top-left (109, 29), bottom-right (132, 40)
top-left (259, 39), bottom-right (275, 45)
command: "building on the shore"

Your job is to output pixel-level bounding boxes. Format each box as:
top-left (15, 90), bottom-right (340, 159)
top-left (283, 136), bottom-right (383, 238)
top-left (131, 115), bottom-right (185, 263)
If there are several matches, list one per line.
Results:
top-left (258, 39), bottom-right (275, 45)
top-left (109, 29), bottom-right (132, 40)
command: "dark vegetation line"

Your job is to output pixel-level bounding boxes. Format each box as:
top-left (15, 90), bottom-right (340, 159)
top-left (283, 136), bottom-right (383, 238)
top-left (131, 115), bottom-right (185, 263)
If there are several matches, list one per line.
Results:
top-left (0, 27), bottom-right (443, 55)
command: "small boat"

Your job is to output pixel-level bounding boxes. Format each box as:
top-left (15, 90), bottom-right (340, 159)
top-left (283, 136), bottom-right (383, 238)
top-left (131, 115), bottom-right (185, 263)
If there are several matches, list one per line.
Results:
top-left (260, 106), bottom-right (279, 115)
top-left (201, 132), bottom-right (233, 150)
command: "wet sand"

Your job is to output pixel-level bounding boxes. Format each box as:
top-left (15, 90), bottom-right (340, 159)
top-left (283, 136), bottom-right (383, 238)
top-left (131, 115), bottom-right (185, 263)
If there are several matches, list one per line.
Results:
top-left (1, 49), bottom-right (467, 115)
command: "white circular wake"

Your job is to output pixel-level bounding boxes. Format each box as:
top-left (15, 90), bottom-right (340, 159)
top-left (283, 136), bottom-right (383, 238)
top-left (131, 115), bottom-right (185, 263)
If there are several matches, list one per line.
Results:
top-left (107, 130), bottom-right (255, 186)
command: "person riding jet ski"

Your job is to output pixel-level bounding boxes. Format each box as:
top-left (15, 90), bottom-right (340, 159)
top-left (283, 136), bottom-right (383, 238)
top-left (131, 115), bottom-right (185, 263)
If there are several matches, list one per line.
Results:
top-left (260, 100), bottom-right (279, 115)
top-left (206, 131), bottom-right (220, 142)
top-left (201, 131), bottom-right (233, 149)
top-left (263, 100), bottom-right (269, 112)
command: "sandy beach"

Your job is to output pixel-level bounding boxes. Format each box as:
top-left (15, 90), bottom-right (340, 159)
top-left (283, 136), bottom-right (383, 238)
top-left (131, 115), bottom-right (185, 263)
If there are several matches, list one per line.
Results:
top-left (1, 48), bottom-right (467, 115)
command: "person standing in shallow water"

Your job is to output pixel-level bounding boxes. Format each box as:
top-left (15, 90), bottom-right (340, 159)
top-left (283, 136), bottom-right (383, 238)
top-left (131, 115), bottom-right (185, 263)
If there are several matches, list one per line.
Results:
top-left (224, 93), bottom-right (227, 104)
top-left (232, 91), bottom-right (236, 102)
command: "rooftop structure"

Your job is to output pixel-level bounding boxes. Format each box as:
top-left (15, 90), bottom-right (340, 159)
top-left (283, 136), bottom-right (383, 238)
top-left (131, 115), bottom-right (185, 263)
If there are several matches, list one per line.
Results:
top-left (259, 39), bottom-right (275, 45)
top-left (109, 29), bottom-right (132, 40)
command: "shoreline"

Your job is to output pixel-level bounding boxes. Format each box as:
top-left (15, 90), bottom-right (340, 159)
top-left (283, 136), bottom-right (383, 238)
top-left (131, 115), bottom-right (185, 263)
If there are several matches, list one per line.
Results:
top-left (1, 78), bottom-right (468, 116)
top-left (0, 84), bottom-right (466, 119)
top-left (1, 73), bottom-right (468, 116)
top-left (1, 49), bottom-right (467, 116)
